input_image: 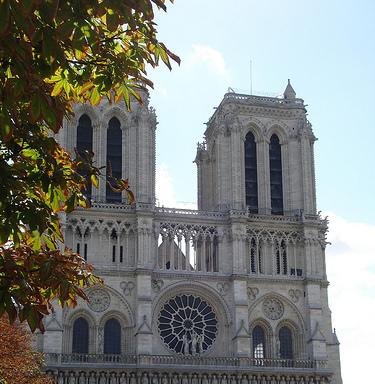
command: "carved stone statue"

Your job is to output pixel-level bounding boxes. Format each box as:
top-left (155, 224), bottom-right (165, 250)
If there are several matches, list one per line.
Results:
top-left (98, 327), bottom-right (104, 353)
top-left (183, 334), bottom-right (190, 355)
top-left (130, 373), bottom-right (137, 384)
top-left (197, 333), bottom-right (204, 354)
top-left (191, 332), bottom-right (198, 356)
top-left (276, 337), bottom-right (281, 358)
top-left (142, 373), bottom-right (149, 384)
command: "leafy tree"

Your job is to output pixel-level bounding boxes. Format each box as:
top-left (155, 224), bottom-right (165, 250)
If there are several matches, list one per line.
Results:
top-left (0, 315), bottom-right (53, 384)
top-left (0, 0), bottom-right (179, 331)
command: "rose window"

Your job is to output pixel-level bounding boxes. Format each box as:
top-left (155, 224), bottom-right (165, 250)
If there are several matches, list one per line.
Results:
top-left (158, 294), bottom-right (218, 355)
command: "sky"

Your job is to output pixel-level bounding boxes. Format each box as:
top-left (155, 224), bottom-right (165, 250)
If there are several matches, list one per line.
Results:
top-left (147, 1), bottom-right (375, 383)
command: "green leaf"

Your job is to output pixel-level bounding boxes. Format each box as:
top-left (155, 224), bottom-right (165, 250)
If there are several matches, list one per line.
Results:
top-left (31, 230), bottom-right (42, 251)
top-left (51, 80), bottom-right (64, 97)
top-left (90, 87), bottom-right (101, 106)
top-left (30, 93), bottom-right (41, 121)
top-left (107, 10), bottom-right (119, 32)
top-left (65, 193), bottom-right (77, 213)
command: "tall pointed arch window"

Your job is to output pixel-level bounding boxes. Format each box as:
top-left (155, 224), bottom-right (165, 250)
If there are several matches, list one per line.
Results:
top-left (252, 325), bottom-right (266, 358)
top-left (106, 117), bottom-right (122, 203)
top-left (77, 114), bottom-right (93, 199)
top-left (269, 134), bottom-right (283, 214)
top-left (279, 326), bottom-right (293, 359)
top-left (72, 317), bottom-right (89, 353)
top-left (244, 131), bottom-right (258, 213)
top-left (104, 318), bottom-right (121, 354)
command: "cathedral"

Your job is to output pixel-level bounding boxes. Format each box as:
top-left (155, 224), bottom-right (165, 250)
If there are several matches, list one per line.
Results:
top-left (40, 81), bottom-right (343, 384)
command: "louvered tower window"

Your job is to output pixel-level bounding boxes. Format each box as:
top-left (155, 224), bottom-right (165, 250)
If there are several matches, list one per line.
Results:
top-left (279, 326), bottom-right (293, 359)
top-left (72, 317), bottom-right (89, 353)
top-left (106, 117), bottom-right (122, 203)
top-left (76, 114), bottom-right (93, 199)
top-left (244, 132), bottom-right (258, 213)
top-left (252, 325), bottom-right (266, 358)
top-left (269, 134), bottom-right (283, 214)
top-left (104, 318), bottom-right (121, 354)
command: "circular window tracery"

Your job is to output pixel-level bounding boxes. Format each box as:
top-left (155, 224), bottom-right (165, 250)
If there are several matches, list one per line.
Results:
top-left (158, 294), bottom-right (218, 355)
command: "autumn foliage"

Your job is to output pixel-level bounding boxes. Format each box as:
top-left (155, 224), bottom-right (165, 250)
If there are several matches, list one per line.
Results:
top-left (0, 315), bottom-right (53, 384)
top-left (0, 0), bottom-right (178, 331)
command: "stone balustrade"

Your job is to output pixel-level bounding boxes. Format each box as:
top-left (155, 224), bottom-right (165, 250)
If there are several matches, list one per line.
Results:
top-left (45, 353), bottom-right (328, 370)
top-left (44, 354), bottom-right (331, 384)
top-left (222, 92), bottom-right (305, 106)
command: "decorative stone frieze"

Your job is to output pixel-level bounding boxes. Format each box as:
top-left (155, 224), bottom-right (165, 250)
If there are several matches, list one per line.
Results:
top-left (120, 281), bottom-right (135, 296)
top-left (87, 289), bottom-right (111, 312)
top-left (247, 287), bottom-right (259, 301)
top-left (262, 297), bottom-right (284, 320)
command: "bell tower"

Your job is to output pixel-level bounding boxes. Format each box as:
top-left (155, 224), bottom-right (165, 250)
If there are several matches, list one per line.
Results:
top-left (196, 80), bottom-right (317, 216)
top-left (59, 93), bottom-right (157, 205)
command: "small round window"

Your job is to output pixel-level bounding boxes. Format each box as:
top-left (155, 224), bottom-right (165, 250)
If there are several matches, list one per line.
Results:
top-left (158, 294), bottom-right (218, 355)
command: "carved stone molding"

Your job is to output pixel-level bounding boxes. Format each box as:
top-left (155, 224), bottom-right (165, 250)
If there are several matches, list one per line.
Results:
top-left (247, 287), bottom-right (259, 301)
top-left (152, 279), bottom-right (164, 293)
top-left (120, 281), bottom-right (135, 296)
top-left (216, 282), bottom-right (229, 296)
top-left (288, 289), bottom-right (302, 303)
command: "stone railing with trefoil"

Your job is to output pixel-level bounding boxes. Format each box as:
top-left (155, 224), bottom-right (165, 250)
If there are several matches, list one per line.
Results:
top-left (156, 222), bottom-right (220, 273)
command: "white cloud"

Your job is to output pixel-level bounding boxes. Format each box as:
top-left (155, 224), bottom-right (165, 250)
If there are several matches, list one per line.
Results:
top-left (324, 212), bottom-right (375, 384)
top-left (155, 164), bottom-right (197, 210)
top-left (185, 44), bottom-right (229, 79)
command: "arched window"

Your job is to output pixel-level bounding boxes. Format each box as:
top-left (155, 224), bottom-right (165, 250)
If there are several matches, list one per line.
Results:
top-left (106, 117), bottom-right (122, 203)
top-left (279, 326), bottom-right (293, 359)
top-left (72, 317), bottom-right (89, 354)
top-left (77, 114), bottom-right (93, 199)
top-left (104, 318), bottom-right (121, 354)
top-left (269, 134), bottom-right (283, 215)
top-left (276, 240), bottom-right (287, 275)
top-left (252, 325), bottom-right (266, 358)
top-left (244, 132), bottom-right (258, 213)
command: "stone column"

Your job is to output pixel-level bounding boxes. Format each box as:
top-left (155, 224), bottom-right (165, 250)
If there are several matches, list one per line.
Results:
top-left (134, 272), bottom-right (153, 355)
top-left (232, 279), bottom-right (250, 356)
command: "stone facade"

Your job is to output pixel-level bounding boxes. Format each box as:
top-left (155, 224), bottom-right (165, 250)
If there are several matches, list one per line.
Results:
top-left (40, 82), bottom-right (342, 384)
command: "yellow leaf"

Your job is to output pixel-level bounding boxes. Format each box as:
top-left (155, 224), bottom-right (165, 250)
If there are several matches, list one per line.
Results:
top-left (51, 81), bottom-right (64, 97)
top-left (91, 174), bottom-right (99, 188)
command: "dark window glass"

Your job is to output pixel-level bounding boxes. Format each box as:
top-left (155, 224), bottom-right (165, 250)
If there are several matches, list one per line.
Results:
top-left (72, 317), bottom-right (89, 353)
top-left (269, 134), bottom-right (283, 215)
top-left (244, 132), bottom-right (258, 213)
top-left (84, 243), bottom-right (87, 261)
top-left (252, 325), bottom-right (265, 358)
top-left (277, 240), bottom-right (287, 275)
top-left (279, 326), bottom-right (293, 359)
top-left (106, 117), bottom-right (122, 203)
top-left (276, 246), bottom-right (281, 274)
top-left (250, 238), bottom-right (256, 273)
top-left (112, 245), bottom-right (116, 262)
top-left (120, 246), bottom-right (123, 263)
top-left (258, 242), bottom-right (263, 273)
top-left (77, 114), bottom-right (93, 199)
top-left (282, 241), bottom-right (287, 275)
top-left (104, 318), bottom-right (121, 354)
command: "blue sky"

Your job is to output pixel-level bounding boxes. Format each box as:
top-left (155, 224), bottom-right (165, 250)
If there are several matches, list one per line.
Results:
top-left (148, 1), bottom-right (375, 383)
top-left (151, 0), bottom-right (375, 224)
